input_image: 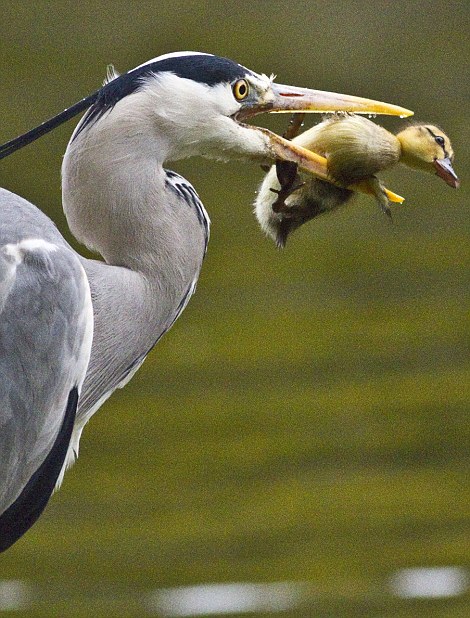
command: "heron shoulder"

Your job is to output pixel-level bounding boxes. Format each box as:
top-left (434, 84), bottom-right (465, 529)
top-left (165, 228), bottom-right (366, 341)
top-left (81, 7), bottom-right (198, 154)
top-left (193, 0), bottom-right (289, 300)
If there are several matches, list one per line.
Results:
top-left (0, 188), bottom-right (69, 248)
top-left (0, 235), bottom-right (93, 506)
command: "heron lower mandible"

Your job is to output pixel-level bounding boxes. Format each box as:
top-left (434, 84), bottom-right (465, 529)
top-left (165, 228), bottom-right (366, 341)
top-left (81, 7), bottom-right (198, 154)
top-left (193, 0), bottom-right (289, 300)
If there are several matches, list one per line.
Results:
top-left (0, 52), bottom-right (412, 551)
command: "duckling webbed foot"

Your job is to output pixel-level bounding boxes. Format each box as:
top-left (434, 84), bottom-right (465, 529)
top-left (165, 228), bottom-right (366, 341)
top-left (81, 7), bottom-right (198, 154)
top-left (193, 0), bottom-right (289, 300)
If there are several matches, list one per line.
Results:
top-left (270, 160), bottom-right (305, 214)
top-left (269, 114), bottom-right (307, 214)
top-left (367, 176), bottom-right (393, 222)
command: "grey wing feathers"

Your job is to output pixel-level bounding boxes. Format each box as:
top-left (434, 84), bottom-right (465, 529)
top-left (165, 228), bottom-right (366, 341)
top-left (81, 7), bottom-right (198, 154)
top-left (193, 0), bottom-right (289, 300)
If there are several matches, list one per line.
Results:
top-left (0, 236), bottom-right (93, 516)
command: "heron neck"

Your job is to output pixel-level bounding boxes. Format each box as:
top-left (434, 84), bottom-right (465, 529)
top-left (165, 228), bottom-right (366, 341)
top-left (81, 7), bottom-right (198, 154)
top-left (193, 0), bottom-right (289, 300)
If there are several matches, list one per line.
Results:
top-left (61, 116), bottom-right (207, 315)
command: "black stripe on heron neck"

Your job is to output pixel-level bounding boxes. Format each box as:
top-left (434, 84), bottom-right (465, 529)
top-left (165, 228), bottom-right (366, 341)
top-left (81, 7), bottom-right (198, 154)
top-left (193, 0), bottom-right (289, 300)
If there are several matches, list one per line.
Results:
top-left (0, 387), bottom-right (79, 553)
top-left (164, 169), bottom-right (210, 255)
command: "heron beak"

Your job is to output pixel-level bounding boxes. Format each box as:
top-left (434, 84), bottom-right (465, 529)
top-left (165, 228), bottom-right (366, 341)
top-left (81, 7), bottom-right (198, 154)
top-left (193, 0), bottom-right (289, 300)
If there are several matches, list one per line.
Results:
top-left (236, 82), bottom-right (413, 122)
top-left (433, 157), bottom-right (460, 188)
top-left (261, 82), bottom-right (413, 178)
top-left (237, 81), bottom-right (413, 202)
top-left (267, 82), bottom-right (414, 118)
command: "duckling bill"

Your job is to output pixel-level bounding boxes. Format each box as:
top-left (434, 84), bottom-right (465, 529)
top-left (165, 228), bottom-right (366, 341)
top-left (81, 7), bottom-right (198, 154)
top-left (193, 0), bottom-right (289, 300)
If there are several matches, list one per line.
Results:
top-left (255, 114), bottom-right (459, 247)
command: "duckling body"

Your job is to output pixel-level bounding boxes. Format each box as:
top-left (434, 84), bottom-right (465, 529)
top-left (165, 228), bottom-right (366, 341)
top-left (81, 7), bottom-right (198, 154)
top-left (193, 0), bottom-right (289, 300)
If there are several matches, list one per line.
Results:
top-left (255, 114), bottom-right (458, 247)
top-left (299, 114), bottom-right (401, 184)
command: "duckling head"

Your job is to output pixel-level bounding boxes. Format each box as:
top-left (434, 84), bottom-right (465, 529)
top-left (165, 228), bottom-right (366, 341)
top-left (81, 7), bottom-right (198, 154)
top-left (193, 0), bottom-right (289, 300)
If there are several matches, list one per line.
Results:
top-left (396, 124), bottom-right (459, 188)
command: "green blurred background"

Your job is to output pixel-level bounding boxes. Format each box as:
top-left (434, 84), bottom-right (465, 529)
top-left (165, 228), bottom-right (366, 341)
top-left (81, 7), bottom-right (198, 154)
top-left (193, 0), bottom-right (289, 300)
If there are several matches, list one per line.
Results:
top-left (0, 1), bottom-right (469, 616)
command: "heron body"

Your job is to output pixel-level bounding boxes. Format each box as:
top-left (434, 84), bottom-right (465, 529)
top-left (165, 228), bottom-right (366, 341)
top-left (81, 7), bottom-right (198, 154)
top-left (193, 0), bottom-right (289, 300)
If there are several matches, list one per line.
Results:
top-left (0, 195), bottom-right (93, 525)
top-left (255, 114), bottom-right (458, 247)
top-left (0, 52), bottom-right (413, 551)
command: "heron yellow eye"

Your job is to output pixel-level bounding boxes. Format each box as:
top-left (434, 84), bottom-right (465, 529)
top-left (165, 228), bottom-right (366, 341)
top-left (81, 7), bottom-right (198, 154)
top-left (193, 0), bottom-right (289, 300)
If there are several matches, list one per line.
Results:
top-left (232, 79), bottom-right (249, 101)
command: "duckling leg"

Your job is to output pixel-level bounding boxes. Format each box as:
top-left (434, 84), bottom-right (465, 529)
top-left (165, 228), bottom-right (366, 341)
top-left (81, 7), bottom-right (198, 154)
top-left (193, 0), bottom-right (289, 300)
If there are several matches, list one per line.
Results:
top-left (283, 113), bottom-right (305, 141)
top-left (367, 176), bottom-right (393, 221)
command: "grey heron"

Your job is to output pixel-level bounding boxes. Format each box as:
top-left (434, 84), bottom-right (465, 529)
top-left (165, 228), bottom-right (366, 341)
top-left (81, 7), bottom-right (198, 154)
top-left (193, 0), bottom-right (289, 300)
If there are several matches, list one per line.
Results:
top-left (0, 51), bottom-right (413, 551)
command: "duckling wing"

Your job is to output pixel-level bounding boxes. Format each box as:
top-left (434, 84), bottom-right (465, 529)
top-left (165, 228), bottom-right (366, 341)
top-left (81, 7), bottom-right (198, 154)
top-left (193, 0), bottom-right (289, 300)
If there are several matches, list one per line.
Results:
top-left (294, 115), bottom-right (401, 185)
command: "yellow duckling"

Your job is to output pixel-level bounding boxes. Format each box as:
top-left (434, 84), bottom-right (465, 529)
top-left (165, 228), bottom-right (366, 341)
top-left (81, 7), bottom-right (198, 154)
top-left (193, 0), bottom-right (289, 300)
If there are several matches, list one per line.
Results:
top-left (255, 114), bottom-right (459, 247)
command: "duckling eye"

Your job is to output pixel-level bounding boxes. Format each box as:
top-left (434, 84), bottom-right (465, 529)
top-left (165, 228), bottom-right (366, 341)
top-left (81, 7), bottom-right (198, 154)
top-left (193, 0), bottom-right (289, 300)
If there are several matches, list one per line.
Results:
top-left (232, 79), bottom-right (249, 101)
top-left (435, 136), bottom-right (445, 147)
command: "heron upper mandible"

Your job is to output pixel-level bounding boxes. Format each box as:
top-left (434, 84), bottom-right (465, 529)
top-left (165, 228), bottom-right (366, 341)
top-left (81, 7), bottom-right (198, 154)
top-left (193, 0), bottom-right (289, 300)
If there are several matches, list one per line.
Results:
top-left (0, 52), bottom-right (412, 551)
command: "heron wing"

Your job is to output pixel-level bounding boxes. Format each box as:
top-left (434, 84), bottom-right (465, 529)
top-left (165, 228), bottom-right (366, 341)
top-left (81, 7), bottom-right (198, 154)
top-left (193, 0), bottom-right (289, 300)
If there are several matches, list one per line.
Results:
top-left (0, 192), bottom-right (93, 549)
